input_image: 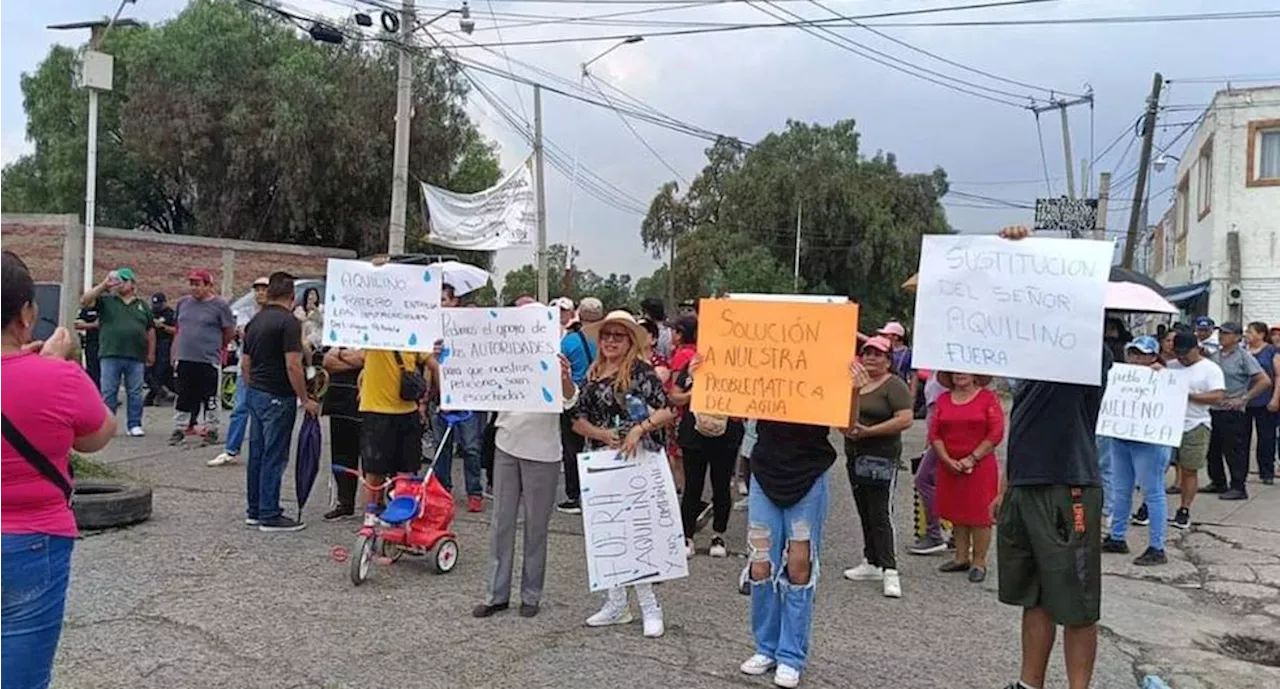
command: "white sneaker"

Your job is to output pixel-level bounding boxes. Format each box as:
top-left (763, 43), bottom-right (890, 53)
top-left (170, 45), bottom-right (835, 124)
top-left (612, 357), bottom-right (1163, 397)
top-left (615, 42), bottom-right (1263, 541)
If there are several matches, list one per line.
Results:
top-left (638, 588), bottom-right (664, 638)
top-left (740, 654), bottom-right (776, 676)
top-left (882, 569), bottom-right (902, 598)
top-left (585, 600), bottom-right (632, 627)
top-left (127, 426), bottom-right (145, 437)
top-left (207, 452), bottom-right (239, 467)
top-left (842, 560), bottom-right (883, 581)
top-left (773, 664), bottom-right (801, 688)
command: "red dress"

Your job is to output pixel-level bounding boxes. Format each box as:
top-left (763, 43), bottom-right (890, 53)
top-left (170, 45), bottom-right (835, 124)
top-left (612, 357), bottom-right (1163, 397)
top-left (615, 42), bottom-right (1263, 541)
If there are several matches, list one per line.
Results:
top-left (928, 388), bottom-right (1005, 527)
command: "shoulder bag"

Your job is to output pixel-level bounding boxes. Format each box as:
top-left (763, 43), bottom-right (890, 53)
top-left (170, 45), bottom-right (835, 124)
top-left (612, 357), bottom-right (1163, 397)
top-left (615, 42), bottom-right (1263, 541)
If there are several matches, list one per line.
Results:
top-left (393, 351), bottom-right (428, 402)
top-left (1, 414), bottom-right (73, 504)
top-left (852, 454), bottom-right (895, 488)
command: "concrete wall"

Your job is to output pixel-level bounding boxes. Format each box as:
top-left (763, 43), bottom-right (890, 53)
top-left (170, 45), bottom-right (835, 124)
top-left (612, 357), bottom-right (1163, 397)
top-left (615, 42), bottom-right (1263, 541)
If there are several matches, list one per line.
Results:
top-left (1154, 86), bottom-right (1280, 323)
top-left (1, 214), bottom-right (356, 329)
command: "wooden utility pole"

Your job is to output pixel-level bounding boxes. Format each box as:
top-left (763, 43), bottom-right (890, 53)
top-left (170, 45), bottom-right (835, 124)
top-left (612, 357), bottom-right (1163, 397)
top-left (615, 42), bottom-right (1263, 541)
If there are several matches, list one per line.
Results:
top-left (1124, 72), bottom-right (1163, 269)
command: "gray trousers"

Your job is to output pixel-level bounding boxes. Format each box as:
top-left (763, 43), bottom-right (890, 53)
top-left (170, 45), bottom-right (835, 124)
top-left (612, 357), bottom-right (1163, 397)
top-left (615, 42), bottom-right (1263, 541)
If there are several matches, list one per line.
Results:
top-left (486, 448), bottom-right (560, 607)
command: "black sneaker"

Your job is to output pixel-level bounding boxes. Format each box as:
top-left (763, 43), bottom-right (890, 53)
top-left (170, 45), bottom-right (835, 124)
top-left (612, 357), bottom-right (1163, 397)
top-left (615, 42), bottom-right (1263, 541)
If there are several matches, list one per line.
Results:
top-left (1101, 537), bottom-right (1130, 554)
top-left (471, 602), bottom-right (509, 618)
top-left (168, 429), bottom-right (185, 445)
top-left (258, 516), bottom-right (306, 532)
top-left (1133, 547), bottom-right (1167, 566)
top-left (1198, 483), bottom-right (1227, 494)
top-left (519, 603), bottom-right (539, 618)
top-left (556, 500), bottom-right (581, 515)
top-left (1219, 489), bottom-right (1248, 501)
top-left (1171, 507), bottom-right (1191, 530)
top-left (323, 506), bottom-right (354, 522)
top-left (709, 535), bottom-right (728, 558)
top-left (1130, 503), bottom-right (1150, 526)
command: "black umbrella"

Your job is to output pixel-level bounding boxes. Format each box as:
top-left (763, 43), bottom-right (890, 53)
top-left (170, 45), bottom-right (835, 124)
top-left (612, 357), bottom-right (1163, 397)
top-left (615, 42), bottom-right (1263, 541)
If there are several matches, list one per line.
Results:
top-left (1109, 266), bottom-right (1164, 293)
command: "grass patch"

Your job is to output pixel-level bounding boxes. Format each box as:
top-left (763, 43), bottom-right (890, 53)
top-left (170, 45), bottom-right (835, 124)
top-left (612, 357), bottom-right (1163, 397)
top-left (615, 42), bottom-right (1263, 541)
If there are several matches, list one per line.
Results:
top-left (70, 453), bottom-right (129, 480)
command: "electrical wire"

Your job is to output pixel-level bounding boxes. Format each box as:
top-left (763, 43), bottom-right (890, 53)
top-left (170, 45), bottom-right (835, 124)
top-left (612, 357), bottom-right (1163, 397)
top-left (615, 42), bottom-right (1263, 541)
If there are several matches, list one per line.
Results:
top-left (585, 73), bottom-right (690, 185)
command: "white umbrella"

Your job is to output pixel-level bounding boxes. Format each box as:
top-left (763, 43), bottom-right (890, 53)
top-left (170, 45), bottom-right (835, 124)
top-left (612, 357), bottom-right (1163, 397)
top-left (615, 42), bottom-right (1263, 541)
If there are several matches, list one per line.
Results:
top-left (1105, 281), bottom-right (1178, 314)
top-left (427, 261), bottom-right (492, 296)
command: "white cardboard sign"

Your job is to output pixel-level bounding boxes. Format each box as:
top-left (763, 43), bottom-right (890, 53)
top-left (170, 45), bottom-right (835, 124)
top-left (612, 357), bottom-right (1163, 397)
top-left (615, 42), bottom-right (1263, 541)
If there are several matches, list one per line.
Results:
top-left (437, 306), bottom-right (563, 413)
top-left (1096, 363), bottom-right (1189, 447)
top-left (322, 259), bottom-right (441, 352)
top-left (912, 234), bottom-right (1113, 386)
top-left (578, 448), bottom-right (688, 592)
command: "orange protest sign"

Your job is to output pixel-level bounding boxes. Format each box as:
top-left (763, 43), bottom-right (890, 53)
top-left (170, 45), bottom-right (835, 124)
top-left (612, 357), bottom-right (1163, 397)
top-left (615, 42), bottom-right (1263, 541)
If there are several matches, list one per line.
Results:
top-left (691, 298), bottom-right (860, 426)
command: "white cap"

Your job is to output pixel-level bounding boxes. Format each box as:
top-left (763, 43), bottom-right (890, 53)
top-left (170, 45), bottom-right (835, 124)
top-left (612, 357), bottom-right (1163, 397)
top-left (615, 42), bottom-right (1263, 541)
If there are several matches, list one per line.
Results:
top-left (551, 296), bottom-right (575, 311)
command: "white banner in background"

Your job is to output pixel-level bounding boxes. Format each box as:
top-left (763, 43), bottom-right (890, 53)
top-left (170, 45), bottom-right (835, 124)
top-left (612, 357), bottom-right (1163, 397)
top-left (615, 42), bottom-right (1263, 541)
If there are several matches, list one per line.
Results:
top-left (437, 306), bottom-right (563, 413)
top-left (421, 165), bottom-right (535, 250)
top-left (322, 259), bottom-right (441, 352)
top-left (578, 448), bottom-right (688, 592)
top-left (912, 234), bottom-right (1113, 386)
top-left (1096, 364), bottom-right (1188, 448)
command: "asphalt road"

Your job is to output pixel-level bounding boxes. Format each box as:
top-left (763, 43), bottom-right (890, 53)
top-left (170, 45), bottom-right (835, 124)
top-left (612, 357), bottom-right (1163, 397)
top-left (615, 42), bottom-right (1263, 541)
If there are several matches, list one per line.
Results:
top-left (56, 409), bottom-right (1144, 689)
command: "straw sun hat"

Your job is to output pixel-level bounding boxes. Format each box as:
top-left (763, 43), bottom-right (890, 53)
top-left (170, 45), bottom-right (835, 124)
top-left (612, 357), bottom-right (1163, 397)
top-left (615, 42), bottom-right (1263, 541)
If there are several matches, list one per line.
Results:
top-left (936, 371), bottom-right (993, 389)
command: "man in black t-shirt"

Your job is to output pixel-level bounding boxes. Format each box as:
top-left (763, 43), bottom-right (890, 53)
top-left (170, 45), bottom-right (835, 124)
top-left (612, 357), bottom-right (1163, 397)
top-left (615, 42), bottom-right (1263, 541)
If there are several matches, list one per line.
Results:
top-left (992, 226), bottom-right (1110, 689)
top-left (241, 272), bottom-right (319, 533)
top-left (145, 293), bottom-right (177, 405)
top-left (75, 305), bottom-right (102, 391)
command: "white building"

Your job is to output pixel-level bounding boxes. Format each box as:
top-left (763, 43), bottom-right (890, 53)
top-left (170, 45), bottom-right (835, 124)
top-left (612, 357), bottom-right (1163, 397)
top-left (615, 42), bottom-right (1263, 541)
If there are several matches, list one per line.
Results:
top-left (1146, 86), bottom-right (1280, 325)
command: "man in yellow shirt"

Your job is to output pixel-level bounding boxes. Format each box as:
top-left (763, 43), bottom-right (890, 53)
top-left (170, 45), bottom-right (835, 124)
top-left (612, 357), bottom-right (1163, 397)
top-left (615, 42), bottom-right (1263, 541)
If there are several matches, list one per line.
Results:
top-left (358, 348), bottom-right (433, 504)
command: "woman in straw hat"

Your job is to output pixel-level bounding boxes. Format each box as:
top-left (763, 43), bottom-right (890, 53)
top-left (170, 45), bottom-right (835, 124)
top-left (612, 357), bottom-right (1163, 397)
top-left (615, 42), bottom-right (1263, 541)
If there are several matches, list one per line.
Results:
top-left (572, 310), bottom-right (676, 638)
top-left (929, 370), bottom-right (1004, 582)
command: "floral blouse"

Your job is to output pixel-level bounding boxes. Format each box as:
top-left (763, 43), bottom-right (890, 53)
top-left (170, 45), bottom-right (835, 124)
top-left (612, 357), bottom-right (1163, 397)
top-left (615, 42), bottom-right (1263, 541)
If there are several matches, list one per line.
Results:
top-left (574, 360), bottom-right (669, 452)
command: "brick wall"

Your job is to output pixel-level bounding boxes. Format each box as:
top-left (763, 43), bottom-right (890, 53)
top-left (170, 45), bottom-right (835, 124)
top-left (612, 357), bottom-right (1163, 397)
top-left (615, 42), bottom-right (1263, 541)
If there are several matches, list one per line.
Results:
top-left (1, 214), bottom-right (355, 324)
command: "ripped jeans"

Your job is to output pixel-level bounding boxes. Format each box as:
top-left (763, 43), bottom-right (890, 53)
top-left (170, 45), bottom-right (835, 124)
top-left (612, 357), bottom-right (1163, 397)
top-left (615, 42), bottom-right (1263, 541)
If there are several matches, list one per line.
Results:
top-left (747, 471), bottom-right (830, 672)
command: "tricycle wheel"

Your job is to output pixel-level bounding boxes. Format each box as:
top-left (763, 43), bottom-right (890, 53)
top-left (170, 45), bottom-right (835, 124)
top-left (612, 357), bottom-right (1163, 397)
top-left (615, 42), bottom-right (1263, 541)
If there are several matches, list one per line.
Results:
top-left (350, 534), bottom-right (375, 586)
top-left (429, 538), bottom-right (458, 574)
top-left (378, 538), bottom-right (404, 564)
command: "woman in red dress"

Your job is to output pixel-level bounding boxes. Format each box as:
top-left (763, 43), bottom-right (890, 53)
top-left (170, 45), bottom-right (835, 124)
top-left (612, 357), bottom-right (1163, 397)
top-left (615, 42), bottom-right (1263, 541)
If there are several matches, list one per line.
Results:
top-left (928, 371), bottom-right (1005, 582)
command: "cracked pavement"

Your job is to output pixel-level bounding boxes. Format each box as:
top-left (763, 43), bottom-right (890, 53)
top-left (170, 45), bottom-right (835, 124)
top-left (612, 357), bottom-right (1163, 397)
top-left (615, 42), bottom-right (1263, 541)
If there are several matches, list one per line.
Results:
top-left (54, 409), bottom-right (1279, 688)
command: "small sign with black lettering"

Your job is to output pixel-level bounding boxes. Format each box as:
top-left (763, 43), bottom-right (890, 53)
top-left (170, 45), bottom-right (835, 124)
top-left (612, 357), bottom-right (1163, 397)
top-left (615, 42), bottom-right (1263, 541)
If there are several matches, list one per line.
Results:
top-left (1096, 364), bottom-right (1188, 447)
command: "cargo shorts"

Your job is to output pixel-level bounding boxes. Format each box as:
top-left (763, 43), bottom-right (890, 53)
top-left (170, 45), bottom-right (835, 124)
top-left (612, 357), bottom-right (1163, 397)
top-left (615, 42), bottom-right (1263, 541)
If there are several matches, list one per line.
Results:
top-left (997, 484), bottom-right (1102, 627)
top-left (1173, 424), bottom-right (1210, 471)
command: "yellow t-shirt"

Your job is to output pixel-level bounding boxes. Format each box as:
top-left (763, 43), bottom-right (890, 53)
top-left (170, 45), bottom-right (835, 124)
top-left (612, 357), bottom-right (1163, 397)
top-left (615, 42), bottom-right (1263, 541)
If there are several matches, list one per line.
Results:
top-left (359, 349), bottom-right (427, 414)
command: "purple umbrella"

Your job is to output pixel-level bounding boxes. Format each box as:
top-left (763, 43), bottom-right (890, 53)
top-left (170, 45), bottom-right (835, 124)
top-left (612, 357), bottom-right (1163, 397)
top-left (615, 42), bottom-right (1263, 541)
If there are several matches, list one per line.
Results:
top-left (295, 414), bottom-right (322, 519)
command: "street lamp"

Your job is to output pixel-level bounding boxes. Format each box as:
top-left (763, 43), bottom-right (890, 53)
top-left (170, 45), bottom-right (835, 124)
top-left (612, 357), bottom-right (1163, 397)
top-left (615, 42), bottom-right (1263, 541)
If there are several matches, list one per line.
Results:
top-left (582, 35), bottom-right (643, 77)
top-left (48, 0), bottom-right (140, 295)
top-left (1152, 154), bottom-right (1180, 173)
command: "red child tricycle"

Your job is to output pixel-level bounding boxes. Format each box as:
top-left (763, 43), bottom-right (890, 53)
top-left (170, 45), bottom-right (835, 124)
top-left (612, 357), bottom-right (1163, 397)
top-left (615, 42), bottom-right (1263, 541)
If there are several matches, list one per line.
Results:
top-left (347, 411), bottom-right (469, 586)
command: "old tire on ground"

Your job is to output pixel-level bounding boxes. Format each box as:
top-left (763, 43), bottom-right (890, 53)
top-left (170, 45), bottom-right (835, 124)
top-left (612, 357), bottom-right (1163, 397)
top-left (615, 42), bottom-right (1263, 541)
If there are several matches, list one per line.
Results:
top-left (72, 480), bottom-right (153, 530)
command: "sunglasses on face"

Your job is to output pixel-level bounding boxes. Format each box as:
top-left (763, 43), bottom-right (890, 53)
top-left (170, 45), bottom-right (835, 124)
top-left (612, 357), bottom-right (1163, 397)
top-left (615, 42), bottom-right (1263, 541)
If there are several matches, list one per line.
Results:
top-left (599, 330), bottom-right (631, 343)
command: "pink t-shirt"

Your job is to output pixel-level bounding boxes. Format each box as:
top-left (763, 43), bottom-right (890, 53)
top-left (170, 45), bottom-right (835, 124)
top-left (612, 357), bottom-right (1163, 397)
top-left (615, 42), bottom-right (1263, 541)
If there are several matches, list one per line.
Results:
top-left (2, 351), bottom-right (108, 538)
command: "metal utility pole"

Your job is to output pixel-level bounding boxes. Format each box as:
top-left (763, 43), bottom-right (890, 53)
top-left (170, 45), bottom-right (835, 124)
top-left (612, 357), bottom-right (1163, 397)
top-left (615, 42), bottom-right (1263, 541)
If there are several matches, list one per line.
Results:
top-left (534, 85), bottom-right (549, 303)
top-left (1124, 72), bottom-right (1163, 270)
top-left (387, 0), bottom-right (416, 255)
top-left (1093, 172), bottom-right (1111, 241)
top-left (793, 200), bottom-right (802, 292)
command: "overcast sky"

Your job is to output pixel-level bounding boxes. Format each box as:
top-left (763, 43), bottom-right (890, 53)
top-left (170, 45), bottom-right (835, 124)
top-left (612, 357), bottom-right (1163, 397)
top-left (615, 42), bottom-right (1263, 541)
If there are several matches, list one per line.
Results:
top-left (4, 0), bottom-right (1278, 285)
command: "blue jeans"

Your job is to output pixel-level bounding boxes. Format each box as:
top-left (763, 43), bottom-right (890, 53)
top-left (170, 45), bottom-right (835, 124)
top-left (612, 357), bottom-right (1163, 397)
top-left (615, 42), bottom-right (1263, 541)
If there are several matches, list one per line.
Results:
top-left (1098, 436), bottom-right (1115, 520)
top-left (1109, 440), bottom-right (1172, 551)
top-left (225, 375), bottom-right (248, 456)
top-left (1, 534), bottom-right (75, 689)
top-left (100, 356), bottom-right (145, 429)
top-left (747, 471), bottom-right (830, 673)
top-left (432, 411), bottom-right (484, 496)
top-left (245, 387), bottom-right (297, 521)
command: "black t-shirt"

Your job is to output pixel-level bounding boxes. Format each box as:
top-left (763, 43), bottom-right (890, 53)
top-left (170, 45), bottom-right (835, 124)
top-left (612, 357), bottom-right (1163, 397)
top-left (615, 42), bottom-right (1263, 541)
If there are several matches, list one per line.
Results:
top-left (242, 304), bottom-right (302, 398)
top-left (1006, 347), bottom-right (1113, 487)
top-left (750, 421), bottom-right (836, 508)
top-left (846, 375), bottom-right (913, 461)
top-left (321, 348), bottom-right (361, 420)
top-left (152, 306), bottom-right (177, 344)
top-left (77, 306), bottom-right (100, 347)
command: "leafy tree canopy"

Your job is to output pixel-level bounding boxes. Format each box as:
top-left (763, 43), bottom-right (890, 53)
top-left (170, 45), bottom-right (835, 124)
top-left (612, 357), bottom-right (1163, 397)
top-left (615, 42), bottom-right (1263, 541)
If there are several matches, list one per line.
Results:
top-left (499, 244), bottom-right (635, 312)
top-left (641, 120), bottom-right (952, 327)
top-left (1, 0), bottom-right (501, 260)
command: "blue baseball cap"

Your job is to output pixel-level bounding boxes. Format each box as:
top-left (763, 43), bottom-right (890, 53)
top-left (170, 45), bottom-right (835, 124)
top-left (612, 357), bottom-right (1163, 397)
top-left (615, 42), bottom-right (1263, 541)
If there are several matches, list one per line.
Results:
top-left (1194, 316), bottom-right (1215, 330)
top-left (1125, 335), bottom-right (1160, 355)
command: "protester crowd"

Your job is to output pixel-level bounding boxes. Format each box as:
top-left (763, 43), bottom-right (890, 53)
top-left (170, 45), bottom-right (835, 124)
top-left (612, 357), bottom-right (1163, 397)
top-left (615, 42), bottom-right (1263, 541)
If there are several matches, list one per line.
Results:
top-left (4, 227), bottom-right (1280, 689)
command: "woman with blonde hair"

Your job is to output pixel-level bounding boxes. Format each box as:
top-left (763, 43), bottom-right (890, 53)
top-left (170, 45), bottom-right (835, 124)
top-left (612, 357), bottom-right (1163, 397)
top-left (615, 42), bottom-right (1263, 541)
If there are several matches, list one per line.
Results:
top-left (929, 371), bottom-right (1004, 582)
top-left (572, 310), bottom-right (675, 637)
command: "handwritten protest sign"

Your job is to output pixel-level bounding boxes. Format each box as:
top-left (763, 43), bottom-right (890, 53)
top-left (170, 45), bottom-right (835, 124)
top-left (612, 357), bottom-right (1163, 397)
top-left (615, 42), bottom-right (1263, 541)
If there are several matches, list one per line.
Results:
top-left (692, 297), bottom-right (859, 427)
top-left (437, 306), bottom-right (562, 413)
top-left (912, 235), bottom-right (1113, 386)
top-left (579, 448), bottom-right (687, 592)
top-left (1096, 364), bottom-right (1188, 447)
top-left (323, 259), bottom-right (441, 352)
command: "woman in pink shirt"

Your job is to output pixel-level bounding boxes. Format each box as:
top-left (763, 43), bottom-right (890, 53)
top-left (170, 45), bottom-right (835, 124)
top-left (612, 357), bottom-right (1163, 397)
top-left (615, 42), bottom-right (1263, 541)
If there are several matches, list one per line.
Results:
top-left (2, 250), bottom-right (116, 689)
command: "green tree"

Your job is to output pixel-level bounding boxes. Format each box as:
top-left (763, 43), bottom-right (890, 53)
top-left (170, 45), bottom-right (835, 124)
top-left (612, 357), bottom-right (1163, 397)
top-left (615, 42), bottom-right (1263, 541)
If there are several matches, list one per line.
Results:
top-left (641, 120), bottom-right (951, 327)
top-left (2, 0), bottom-right (501, 254)
top-left (632, 265), bottom-right (668, 303)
